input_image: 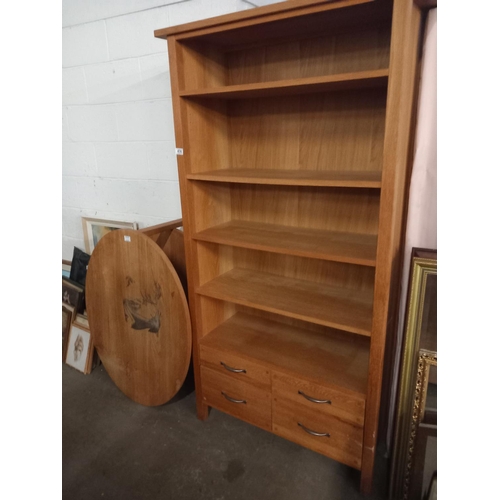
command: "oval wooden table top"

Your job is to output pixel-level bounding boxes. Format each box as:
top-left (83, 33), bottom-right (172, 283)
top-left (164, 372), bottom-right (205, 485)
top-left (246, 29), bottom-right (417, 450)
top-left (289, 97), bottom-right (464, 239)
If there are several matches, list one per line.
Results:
top-left (86, 229), bottom-right (192, 406)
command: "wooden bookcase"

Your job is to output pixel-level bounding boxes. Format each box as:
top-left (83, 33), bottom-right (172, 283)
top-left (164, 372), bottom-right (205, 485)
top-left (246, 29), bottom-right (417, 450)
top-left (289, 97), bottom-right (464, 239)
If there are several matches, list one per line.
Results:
top-left (155, 0), bottom-right (421, 493)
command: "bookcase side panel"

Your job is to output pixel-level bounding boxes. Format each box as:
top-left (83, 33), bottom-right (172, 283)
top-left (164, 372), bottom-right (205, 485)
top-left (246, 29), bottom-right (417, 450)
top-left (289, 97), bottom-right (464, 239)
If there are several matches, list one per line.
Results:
top-left (361, 0), bottom-right (423, 493)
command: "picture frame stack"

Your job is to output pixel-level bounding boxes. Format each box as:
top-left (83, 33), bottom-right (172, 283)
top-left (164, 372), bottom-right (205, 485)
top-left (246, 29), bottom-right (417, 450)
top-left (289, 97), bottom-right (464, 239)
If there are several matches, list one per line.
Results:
top-left (64, 312), bottom-right (98, 374)
top-left (62, 257), bottom-right (97, 374)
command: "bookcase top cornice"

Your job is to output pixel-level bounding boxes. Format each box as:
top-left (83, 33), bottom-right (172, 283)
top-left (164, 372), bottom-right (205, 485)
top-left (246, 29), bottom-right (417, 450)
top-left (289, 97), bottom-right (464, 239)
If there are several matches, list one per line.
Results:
top-left (154, 0), bottom-right (377, 39)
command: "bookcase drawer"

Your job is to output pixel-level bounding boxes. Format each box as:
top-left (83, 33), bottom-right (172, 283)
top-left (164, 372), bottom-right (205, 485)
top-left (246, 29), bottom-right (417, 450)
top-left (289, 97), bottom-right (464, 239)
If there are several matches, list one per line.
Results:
top-left (200, 345), bottom-right (271, 389)
top-left (272, 372), bottom-right (365, 426)
top-left (272, 396), bottom-right (363, 470)
top-left (201, 366), bottom-right (272, 431)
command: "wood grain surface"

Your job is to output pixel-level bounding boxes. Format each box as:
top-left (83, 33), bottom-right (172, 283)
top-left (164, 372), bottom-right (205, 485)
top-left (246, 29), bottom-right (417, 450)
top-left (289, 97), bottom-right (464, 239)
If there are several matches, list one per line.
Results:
top-left (199, 312), bottom-right (369, 396)
top-left (86, 229), bottom-right (191, 406)
top-left (187, 169), bottom-right (382, 188)
top-left (179, 70), bottom-right (389, 98)
top-left (200, 344), bottom-right (271, 390)
top-left (201, 366), bottom-right (272, 431)
top-left (272, 396), bottom-right (363, 469)
top-left (193, 220), bottom-right (378, 266)
top-left (196, 268), bottom-right (373, 336)
top-left (272, 372), bottom-right (365, 426)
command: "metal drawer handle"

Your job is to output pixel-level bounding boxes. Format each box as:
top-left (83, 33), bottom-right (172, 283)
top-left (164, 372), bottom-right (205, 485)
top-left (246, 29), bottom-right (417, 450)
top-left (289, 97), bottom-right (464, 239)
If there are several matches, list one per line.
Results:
top-left (297, 422), bottom-right (330, 438)
top-left (220, 361), bottom-right (246, 373)
top-left (298, 390), bottom-right (331, 405)
top-left (221, 391), bottom-right (246, 404)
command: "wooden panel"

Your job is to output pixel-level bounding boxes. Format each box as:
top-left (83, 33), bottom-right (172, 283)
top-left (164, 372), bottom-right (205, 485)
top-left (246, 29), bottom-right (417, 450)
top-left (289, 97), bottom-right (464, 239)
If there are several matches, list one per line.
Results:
top-left (184, 89), bottom-right (386, 176)
top-left (201, 312), bottom-right (369, 395)
top-left (201, 366), bottom-right (272, 431)
top-left (86, 229), bottom-right (191, 406)
top-left (361, 0), bottom-right (423, 493)
top-left (196, 268), bottom-right (373, 336)
top-left (191, 182), bottom-right (381, 236)
top-left (194, 239), bottom-right (233, 286)
top-left (228, 90), bottom-right (387, 173)
top-left (163, 228), bottom-right (187, 297)
top-left (232, 247), bottom-right (375, 293)
top-left (231, 184), bottom-right (381, 235)
top-left (200, 344), bottom-right (271, 389)
top-left (187, 169), bottom-right (382, 188)
top-left (183, 98), bottom-right (230, 175)
top-left (272, 372), bottom-right (365, 426)
top-left (272, 396), bottom-right (363, 469)
top-left (168, 36), bottom-right (210, 420)
top-left (227, 29), bottom-right (390, 85)
top-left (189, 181), bottom-right (232, 233)
top-left (193, 220), bottom-right (378, 266)
top-left (180, 70), bottom-right (388, 98)
top-left (198, 296), bottom-right (236, 337)
top-left (176, 41), bottom-right (227, 91)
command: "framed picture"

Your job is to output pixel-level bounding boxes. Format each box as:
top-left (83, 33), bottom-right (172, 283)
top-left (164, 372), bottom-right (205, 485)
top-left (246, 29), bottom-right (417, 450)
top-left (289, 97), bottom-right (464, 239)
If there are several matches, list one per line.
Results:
top-left (62, 304), bottom-right (75, 362)
top-left (62, 278), bottom-right (84, 313)
top-left (65, 323), bottom-right (92, 374)
top-left (74, 313), bottom-right (89, 330)
top-left (390, 249), bottom-right (437, 500)
top-left (82, 217), bottom-right (138, 254)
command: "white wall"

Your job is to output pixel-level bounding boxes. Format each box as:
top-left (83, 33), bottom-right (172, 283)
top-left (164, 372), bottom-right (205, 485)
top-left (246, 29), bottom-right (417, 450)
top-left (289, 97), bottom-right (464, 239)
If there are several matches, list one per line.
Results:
top-left (62, 0), bottom-right (259, 259)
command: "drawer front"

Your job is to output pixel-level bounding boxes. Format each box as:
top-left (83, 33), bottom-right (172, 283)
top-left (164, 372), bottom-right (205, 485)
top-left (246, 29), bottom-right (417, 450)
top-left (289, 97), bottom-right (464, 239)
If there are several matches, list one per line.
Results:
top-left (272, 396), bottom-right (363, 470)
top-left (201, 366), bottom-right (272, 431)
top-left (272, 372), bottom-right (365, 426)
top-left (200, 345), bottom-right (271, 389)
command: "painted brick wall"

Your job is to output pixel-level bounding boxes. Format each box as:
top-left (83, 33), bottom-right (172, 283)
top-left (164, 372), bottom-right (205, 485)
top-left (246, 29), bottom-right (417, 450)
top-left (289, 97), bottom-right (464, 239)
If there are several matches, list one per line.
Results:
top-left (62, 0), bottom-right (260, 259)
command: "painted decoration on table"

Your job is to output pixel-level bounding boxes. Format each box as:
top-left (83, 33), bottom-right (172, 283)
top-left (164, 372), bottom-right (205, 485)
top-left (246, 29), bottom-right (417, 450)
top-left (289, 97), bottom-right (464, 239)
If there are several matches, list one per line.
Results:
top-left (123, 277), bottom-right (163, 334)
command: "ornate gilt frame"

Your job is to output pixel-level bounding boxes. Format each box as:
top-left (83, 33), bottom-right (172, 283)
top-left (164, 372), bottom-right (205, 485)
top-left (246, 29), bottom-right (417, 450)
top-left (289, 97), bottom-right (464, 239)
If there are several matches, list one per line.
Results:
top-left (404, 350), bottom-right (437, 498)
top-left (390, 251), bottom-right (437, 499)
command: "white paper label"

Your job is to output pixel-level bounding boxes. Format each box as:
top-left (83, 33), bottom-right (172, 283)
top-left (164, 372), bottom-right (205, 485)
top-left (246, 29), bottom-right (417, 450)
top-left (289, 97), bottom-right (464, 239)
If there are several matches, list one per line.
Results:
top-left (175, 148), bottom-right (184, 155)
top-left (124, 235), bottom-right (131, 242)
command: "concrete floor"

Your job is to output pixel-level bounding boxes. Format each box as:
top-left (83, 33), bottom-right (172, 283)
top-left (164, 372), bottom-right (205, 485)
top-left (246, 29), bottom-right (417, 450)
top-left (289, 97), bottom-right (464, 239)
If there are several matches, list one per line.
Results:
top-left (63, 364), bottom-right (389, 500)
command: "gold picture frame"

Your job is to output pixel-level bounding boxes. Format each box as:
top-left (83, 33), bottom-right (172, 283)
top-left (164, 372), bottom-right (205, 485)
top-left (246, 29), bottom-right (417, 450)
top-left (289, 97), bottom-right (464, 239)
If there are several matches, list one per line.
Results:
top-left (81, 217), bottom-right (138, 254)
top-left (390, 249), bottom-right (437, 500)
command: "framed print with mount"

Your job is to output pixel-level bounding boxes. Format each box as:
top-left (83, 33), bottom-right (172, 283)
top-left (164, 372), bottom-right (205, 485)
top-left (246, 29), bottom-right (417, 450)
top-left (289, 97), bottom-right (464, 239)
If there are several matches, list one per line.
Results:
top-left (81, 217), bottom-right (138, 254)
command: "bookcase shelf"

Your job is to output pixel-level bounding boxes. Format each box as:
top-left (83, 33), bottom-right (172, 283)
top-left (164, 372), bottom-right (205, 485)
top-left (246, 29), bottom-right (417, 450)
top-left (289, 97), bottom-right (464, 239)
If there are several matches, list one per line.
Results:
top-left (193, 220), bottom-right (378, 266)
top-left (179, 69), bottom-right (389, 99)
top-left (200, 312), bottom-right (370, 396)
top-left (187, 169), bottom-right (382, 188)
top-left (157, 0), bottom-right (422, 493)
top-left (196, 268), bottom-right (373, 337)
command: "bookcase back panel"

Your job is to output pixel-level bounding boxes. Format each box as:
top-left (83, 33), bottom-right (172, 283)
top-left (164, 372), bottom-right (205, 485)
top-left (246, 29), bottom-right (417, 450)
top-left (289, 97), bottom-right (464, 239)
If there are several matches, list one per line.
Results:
top-left (195, 240), bottom-right (374, 294)
top-left (233, 247), bottom-right (375, 293)
top-left (190, 182), bottom-right (380, 235)
top-left (235, 304), bottom-right (371, 342)
top-left (228, 90), bottom-right (386, 172)
top-left (227, 27), bottom-right (391, 86)
top-left (184, 90), bottom-right (386, 175)
top-left (231, 184), bottom-right (381, 234)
